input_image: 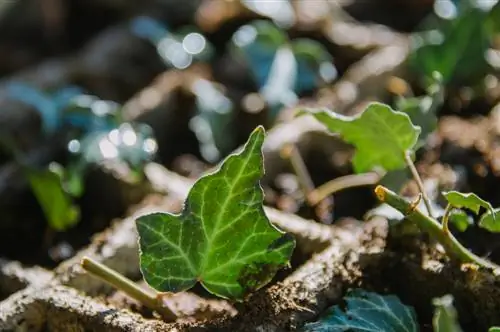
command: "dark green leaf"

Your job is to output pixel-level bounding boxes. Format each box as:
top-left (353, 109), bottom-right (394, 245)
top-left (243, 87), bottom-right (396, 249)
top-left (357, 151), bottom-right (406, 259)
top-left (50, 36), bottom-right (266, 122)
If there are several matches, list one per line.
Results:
top-left (300, 103), bottom-right (421, 173)
top-left (449, 210), bottom-right (472, 232)
top-left (442, 191), bottom-right (492, 214)
top-left (136, 126), bottom-right (295, 300)
top-left (26, 167), bottom-right (80, 231)
top-left (433, 294), bottom-right (463, 332)
top-left (303, 289), bottom-right (418, 332)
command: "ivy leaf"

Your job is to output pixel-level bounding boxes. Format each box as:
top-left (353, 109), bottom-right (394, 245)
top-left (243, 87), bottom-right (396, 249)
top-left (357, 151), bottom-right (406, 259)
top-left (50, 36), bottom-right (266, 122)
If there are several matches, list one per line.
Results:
top-left (25, 167), bottom-right (80, 231)
top-left (432, 294), bottom-right (463, 332)
top-left (300, 102), bottom-right (421, 173)
top-left (136, 126), bottom-right (295, 300)
top-left (442, 191), bottom-right (493, 214)
top-left (302, 289), bottom-right (418, 332)
top-left (449, 210), bottom-right (472, 232)
top-left (479, 208), bottom-right (500, 232)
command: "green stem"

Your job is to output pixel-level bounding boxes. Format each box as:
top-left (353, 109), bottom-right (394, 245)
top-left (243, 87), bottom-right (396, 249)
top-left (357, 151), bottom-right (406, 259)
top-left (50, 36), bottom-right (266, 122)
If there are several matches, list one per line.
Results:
top-left (281, 144), bottom-right (316, 200)
top-left (81, 256), bottom-right (176, 321)
top-left (442, 203), bottom-right (453, 235)
top-left (404, 151), bottom-right (434, 218)
top-left (308, 172), bottom-right (381, 206)
top-left (375, 185), bottom-right (500, 270)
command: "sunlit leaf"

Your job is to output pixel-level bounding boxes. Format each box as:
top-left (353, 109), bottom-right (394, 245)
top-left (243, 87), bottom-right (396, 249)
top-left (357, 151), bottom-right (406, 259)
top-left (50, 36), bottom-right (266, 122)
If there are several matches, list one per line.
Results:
top-left (479, 207), bottom-right (500, 232)
top-left (136, 126), bottom-right (295, 299)
top-left (442, 191), bottom-right (493, 214)
top-left (303, 289), bottom-right (418, 332)
top-left (300, 103), bottom-right (421, 173)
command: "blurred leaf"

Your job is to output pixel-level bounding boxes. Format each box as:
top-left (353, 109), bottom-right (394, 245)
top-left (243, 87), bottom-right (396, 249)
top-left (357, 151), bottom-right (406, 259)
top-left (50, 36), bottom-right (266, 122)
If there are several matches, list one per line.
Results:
top-left (291, 39), bottom-right (337, 93)
top-left (379, 168), bottom-right (411, 193)
top-left (25, 167), bottom-right (80, 231)
top-left (189, 79), bottom-right (236, 162)
top-left (396, 74), bottom-right (443, 146)
top-left (410, 1), bottom-right (493, 85)
top-left (300, 103), bottom-right (421, 173)
top-left (449, 209), bottom-right (472, 232)
top-left (432, 294), bottom-right (463, 332)
top-left (489, 327), bottom-right (500, 332)
top-left (74, 122), bottom-right (158, 171)
top-left (442, 191), bottom-right (493, 214)
top-left (232, 20), bottom-right (287, 87)
top-left (479, 207), bottom-right (500, 232)
top-left (302, 289), bottom-right (418, 332)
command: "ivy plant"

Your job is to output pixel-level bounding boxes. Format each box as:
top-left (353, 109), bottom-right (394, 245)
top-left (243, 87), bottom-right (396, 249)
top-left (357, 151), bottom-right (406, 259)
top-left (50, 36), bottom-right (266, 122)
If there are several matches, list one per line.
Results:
top-left (2, 83), bottom-right (158, 231)
top-left (301, 101), bottom-right (500, 270)
top-left (81, 126), bottom-right (295, 316)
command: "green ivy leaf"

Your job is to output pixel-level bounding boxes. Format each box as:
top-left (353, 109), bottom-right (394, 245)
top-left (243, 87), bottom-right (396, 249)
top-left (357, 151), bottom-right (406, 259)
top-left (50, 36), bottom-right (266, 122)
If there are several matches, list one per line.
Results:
top-left (489, 327), bottom-right (500, 332)
top-left (479, 208), bottom-right (500, 232)
top-left (300, 102), bottom-right (421, 173)
top-left (136, 126), bottom-right (295, 300)
top-left (442, 191), bottom-right (493, 214)
top-left (302, 289), bottom-right (418, 332)
top-left (26, 167), bottom-right (80, 231)
top-left (432, 294), bottom-right (463, 332)
top-left (449, 210), bottom-right (472, 232)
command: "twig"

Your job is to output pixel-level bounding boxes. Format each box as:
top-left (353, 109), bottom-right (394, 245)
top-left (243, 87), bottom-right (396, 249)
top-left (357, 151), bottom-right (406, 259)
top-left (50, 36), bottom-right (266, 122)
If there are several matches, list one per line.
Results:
top-left (404, 151), bottom-right (434, 218)
top-left (375, 185), bottom-right (500, 271)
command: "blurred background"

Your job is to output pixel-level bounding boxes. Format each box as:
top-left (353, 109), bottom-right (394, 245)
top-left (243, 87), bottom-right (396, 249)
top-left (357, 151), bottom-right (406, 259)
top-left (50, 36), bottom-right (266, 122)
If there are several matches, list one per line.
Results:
top-left (0, 0), bottom-right (499, 270)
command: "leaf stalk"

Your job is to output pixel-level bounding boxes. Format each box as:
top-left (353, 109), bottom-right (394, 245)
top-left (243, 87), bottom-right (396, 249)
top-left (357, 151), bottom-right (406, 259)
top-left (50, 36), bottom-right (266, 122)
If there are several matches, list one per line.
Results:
top-left (403, 151), bottom-right (434, 218)
top-left (81, 256), bottom-right (176, 321)
top-left (375, 185), bottom-right (500, 271)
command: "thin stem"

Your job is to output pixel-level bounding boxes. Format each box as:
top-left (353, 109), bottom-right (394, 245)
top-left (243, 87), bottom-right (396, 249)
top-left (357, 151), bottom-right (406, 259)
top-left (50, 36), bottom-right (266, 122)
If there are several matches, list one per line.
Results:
top-left (81, 256), bottom-right (176, 321)
top-left (281, 144), bottom-right (315, 198)
top-left (442, 204), bottom-right (453, 235)
top-left (308, 172), bottom-right (381, 206)
top-left (404, 151), bottom-right (434, 218)
top-left (375, 185), bottom-right (500, 270)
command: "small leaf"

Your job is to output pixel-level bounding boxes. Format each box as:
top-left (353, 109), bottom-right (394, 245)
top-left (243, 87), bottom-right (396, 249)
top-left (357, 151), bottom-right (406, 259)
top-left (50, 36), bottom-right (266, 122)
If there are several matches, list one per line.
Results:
top-left (136, 126), bottom-right (295, 300)
top-left (449, 210), bottom-right (473, 232)
top-left (479, 208), bottom-right (500, 232)
top-left (26, 167), bottom-right (80, 231)
top-left (302, 289), bottom-right (418, 332)
top-left (489, 327), bottom-right (500, 332)
top-left (300, 102), bottom-right (421, 173)
top-left (432, 294), bottom-right (463, 332)
top-left (442, 191), bottom-right (492, 214)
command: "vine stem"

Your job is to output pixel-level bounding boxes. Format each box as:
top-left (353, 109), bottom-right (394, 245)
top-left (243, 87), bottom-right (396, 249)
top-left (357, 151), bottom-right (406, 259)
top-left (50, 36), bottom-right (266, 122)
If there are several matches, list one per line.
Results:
top-left (307, 172), bottom-right (381, 206)
top-left (375, 185), bottom-right (500, 271)
top-left (442, 203), bottom-right (453, 235)
top-left (280, 144), bottom-right (315, 198)
top-left (404, 150), bottom-right (434, 218)
top-left (81, 256), bottom-right (176, 321)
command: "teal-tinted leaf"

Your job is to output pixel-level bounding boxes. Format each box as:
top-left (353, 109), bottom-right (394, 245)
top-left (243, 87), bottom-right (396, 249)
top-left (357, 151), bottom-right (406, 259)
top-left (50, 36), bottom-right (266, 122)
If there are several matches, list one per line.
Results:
top-left (74, 122), bottom-right (157, 170)
top-left (442, 191), bottom-right (492, 214)
top-left (300, 102), bottom-right (421, 173)
top-left (136, 126), bottom-right (295, 300)
top-left (433, 294), bottom-right (463, 332)
top-left (479, 208), bottom-right (500, 232)
top-left (232, 20), bottom-right (287, 87)
top-left (449, 210), bottom-right (473, 232)
top-left (25, 167), bottom-right (80, 231)
top-left (291, 39), bottom-right (337, 93)
top-left (302, 289), bottom-right (418, 332)
top-left (190, 78), bottom-right (236, 162)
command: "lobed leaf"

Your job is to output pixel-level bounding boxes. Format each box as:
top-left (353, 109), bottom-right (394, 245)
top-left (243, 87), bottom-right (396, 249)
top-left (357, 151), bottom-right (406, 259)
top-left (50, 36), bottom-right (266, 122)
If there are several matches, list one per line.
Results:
top-left (136, 126), bottom-right (295, 300)
top-left (300, 102), bottom-right (421, 173)
top-left (442, 191), bottom-right (492, 214)
top-left (302, 289), bottom-right (418, 332)
top-left (479, 208), bottom-right (500, 232)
